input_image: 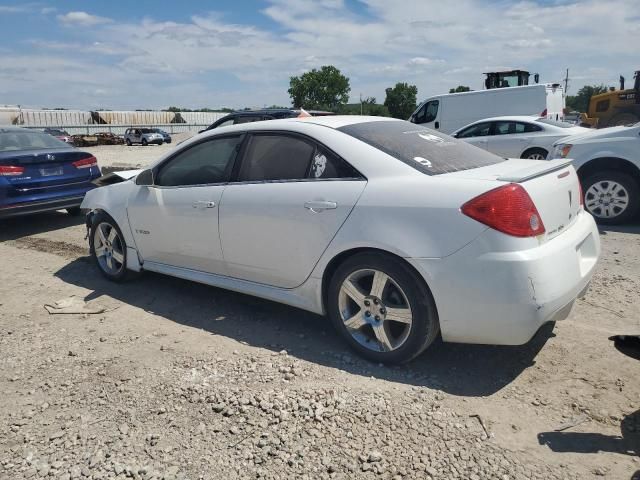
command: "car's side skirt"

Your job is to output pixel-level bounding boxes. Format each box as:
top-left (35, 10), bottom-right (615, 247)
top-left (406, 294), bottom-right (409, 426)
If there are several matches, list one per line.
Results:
top-left (141, 261), bottom-right (324, 314)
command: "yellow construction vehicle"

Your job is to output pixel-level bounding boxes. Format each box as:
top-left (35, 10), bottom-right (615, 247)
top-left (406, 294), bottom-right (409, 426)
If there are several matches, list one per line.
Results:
top-left (581, 70), bottom-right (640, 128)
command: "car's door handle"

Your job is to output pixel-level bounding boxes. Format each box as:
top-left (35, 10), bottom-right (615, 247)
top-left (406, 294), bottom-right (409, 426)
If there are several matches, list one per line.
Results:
top-left (304, 200), bottom-right (337, 213)
top-left (192, 201), bottom-right (216, 209)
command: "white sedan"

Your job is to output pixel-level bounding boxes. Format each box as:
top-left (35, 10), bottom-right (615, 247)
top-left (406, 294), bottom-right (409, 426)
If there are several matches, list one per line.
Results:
top-left (451, 116), bottom-right (589, 160)
top-left (81, 116), bottom-right (600, 364)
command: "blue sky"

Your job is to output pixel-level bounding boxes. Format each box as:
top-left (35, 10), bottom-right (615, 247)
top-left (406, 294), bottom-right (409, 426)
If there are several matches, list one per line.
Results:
top-left (0, 0), bottom-right (637, 110)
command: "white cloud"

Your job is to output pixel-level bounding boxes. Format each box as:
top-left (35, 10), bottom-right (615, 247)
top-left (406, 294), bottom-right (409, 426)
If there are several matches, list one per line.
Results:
top-left (4, 0), bottom-right (638, 109)
top-left (57, 11), bottom-right (112, 26)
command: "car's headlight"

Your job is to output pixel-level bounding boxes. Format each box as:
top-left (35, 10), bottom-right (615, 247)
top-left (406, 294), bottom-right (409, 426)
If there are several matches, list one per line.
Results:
top-left (557, 144), bottom-right (572, 158)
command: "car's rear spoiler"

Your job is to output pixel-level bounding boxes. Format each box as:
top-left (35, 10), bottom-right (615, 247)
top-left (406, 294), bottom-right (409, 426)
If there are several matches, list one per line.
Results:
top-left (497, 159), bottom-right (572, 183)
top-left (92, 169), bottom-right (142, 187)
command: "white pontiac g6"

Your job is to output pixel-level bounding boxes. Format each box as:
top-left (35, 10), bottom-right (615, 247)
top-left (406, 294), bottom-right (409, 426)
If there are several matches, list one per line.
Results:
top-left (82, 116), bottom-right (600, 364)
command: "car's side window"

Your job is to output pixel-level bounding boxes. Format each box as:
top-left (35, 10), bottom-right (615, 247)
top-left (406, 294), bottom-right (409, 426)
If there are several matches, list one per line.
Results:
top-left (457, 122), bottom-right (492, 138)
top-left (238, 134), bottom-right (314, 182)
top-left (155, 136), bottom-right (242, 187)
top-left (521, 122), bottom-right (543, 133)
top-left (423, 100), bottom-right (439, 123)
top-left (309, 147), bottom-right (360, 179)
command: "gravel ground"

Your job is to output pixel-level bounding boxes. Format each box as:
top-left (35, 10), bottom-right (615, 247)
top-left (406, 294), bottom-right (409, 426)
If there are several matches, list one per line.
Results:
top-left (1, 182), bottom-right (640, 478)
top-left (83, 132), bottom-right (197, 171)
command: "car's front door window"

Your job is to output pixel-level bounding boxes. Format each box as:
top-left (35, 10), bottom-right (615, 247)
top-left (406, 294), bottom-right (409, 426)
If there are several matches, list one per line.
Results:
top-left (457, 122), bottom-right (492, 138)
top-left (155, 136), bottom-right (242, 187)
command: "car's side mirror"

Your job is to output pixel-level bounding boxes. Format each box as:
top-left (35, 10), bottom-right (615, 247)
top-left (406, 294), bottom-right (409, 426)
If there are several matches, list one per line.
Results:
top-left (451, 133), bottom-right (458, 138)
top-left (135, 169), bottom-right (154, 186)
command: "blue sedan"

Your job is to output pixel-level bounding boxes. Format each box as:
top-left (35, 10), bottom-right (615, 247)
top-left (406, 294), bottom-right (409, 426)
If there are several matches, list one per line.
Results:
top-left (0, 127), bottom-right (101, 218)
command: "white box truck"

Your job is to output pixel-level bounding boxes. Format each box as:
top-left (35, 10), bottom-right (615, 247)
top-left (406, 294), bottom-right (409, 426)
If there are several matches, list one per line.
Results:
top-left (410, 83), bottom-right (565, 134)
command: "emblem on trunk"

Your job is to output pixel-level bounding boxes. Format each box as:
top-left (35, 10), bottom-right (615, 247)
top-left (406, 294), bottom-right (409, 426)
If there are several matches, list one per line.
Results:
top-left (46, 154), bottom-right (55, 161)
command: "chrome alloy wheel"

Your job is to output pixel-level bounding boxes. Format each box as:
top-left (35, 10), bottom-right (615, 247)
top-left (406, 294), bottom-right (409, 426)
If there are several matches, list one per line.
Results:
top-left (526, 152), bottom-right (546, 160)
top-left (93, 222), bottom-right (125, 275)
top-left (338, 269), bottom-right (413, 352)
top-left (585, 180), bottom-right (630, 219)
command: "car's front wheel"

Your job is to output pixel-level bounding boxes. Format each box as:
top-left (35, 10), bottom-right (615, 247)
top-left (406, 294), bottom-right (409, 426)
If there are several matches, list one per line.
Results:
top-left (583, 171), bottom-right (639, 224)
top-left (328, 252), bottom-right (439, 364)
top-left (89, 212), bottom-right (131, 282)
top-left (125, 139), bottom-right (132, 146)
top-left (522, 148), bottom-right (548, 160)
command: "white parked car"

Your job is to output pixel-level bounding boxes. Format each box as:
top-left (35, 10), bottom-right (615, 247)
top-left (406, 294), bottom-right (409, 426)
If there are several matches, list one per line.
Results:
top-left (451, 116), bottom-right (589, 160)
top-left (551, 123), bottom-right (640, 224)
top-left (81, 116), bottom-right (600, 363)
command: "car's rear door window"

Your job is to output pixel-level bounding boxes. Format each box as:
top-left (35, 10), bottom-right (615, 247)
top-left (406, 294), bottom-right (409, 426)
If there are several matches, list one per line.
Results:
top-left (338, 120), bottom-right (504, 175)
top-left (238, 134), bottom-right (314, 181)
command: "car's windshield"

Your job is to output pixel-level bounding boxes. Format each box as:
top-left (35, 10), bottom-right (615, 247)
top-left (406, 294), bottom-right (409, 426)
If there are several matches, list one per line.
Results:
top-left (536, 118), bottom-right (576, 128)
top-left (0, 130), bottom-right (69, 152)
top-left (338, 120), bottom-right (505, 175)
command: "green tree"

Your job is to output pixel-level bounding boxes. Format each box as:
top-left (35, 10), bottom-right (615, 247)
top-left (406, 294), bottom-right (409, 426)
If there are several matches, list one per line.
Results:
top-left (565, 84), bottom-right (611, 112)
top-left (288, 65), bottom-right (351, 111)
top-left (337, 97), bottom-right (390, 116)
top-left (384, 83), bottom-right (418, 119)
top-left (449, 85), bottom-right (471, 93)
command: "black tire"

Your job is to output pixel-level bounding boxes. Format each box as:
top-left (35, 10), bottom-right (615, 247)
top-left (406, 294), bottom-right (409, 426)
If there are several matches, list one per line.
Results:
top-left (66, 207), bottom-right (82, 216)
top-left (521, 148), bottom-right (548, 160)
top-left (582, 171), bottom-right (640, 225)
top-left (125, 139), bottom-right (132, 146)
top-left (89, 211), bottom-right (133, 282)
top-left (142, 138), bottom-right (148, 146)
top-left (327, 252), bottom-right (439, 364)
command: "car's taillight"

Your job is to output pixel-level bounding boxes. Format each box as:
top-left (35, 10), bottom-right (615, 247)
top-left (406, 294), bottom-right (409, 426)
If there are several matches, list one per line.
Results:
top-left (461, 184), bottom-right (545, 237)
top-left (72, 156), bottom-right (98, 169)
top-left (0, 165), bottom-right (25, 176)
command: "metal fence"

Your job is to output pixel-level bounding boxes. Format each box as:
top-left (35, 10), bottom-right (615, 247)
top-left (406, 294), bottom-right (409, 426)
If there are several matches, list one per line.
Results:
top-left (23, 123), bottom-right (210, 136)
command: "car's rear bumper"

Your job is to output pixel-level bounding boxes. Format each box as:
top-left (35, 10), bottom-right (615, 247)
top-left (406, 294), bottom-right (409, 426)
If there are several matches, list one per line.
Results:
top-left (0, 195), bottom-right (86, 219)
top-left (408, 210), bottom-right (600, 345)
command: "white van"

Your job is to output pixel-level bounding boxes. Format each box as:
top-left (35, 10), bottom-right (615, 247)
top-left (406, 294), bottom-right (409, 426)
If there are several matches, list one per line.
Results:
top-left (410, 84), bottom-right (565, 134)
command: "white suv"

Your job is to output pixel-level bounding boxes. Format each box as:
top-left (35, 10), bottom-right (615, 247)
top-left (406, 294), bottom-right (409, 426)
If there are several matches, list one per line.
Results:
top-left (552, 123), bottom-right (640, 224)
top-left (123, 128), bottom-right (164, 146)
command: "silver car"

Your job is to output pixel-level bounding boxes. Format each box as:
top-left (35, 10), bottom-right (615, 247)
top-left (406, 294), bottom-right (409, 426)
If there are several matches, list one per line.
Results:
top-left (124, 128), bottom-right (163, 146)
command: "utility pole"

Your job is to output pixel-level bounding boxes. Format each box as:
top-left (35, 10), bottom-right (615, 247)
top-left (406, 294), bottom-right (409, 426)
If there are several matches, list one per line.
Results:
top-left (563, 68), bottom-right (569, 96)
top-left (360, 93), bottom-right (363, 115)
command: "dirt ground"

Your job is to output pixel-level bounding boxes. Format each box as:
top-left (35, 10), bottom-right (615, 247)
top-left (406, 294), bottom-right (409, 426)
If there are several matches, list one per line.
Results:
top-left (1, 169), bottom-right (640, 478)
top-left (82, 132), bottom-right (196, 171)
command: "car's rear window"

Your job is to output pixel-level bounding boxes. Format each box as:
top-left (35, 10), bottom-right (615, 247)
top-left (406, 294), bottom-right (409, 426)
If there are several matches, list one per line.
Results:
top-left (337, 120), bottom-right (505, 175)
top-left (0, 130), bottom-right (69, 152)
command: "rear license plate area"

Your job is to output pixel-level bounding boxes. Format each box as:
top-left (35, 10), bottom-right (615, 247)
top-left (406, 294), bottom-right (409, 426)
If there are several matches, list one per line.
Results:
top-left (40, 166), bottom-right (63, 176)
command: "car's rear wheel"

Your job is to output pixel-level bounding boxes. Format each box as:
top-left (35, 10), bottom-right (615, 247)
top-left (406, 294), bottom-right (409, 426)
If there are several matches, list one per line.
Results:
top-left (89, 212), bottom-right (131, 282)
top-left (522, 148), bottom-right (548, 160)
top-left (582, 171), bottom-right (639, 224)
top-left (142, 139), bottom-right (148, 146)
top-left (125, 139), bottom-right (132, 146)
top-left (328, 252), bottom-right (439, 364)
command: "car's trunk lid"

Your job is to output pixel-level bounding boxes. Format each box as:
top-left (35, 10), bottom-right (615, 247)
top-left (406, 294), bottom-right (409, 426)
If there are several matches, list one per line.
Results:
top-left (448, 158), bottom-right (582, 241)
top-left (0, 148), bottom-right (97, 197)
